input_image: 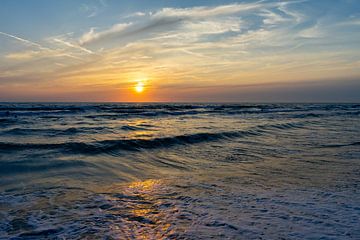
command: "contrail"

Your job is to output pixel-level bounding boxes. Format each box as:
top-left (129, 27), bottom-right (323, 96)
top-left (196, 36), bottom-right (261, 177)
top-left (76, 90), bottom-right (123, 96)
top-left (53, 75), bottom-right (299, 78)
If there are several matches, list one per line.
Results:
top-left (0, 31), bottom-right (50, 51)
top-left (52, 38), bottom-right (94, 54)
top-left (0, 31), bottom-right (89, 60)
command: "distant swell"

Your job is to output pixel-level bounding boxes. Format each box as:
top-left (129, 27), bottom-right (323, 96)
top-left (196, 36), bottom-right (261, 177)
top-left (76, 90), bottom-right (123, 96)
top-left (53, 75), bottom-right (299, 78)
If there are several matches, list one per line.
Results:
top-left (1, 103), bottom-right (360, 119)
top-left (0, 122), bottom-right (305, 155)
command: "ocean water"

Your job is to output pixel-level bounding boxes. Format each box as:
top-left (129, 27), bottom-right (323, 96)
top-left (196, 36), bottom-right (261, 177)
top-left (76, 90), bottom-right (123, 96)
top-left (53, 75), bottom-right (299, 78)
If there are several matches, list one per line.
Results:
top-left (0, 103), bottom-right (359, 239)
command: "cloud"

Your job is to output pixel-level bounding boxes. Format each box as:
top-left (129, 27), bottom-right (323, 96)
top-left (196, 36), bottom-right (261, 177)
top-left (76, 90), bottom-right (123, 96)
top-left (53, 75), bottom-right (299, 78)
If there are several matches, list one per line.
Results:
top-left (124, 11), bottom-right (147, 18)
top-left (260, 9), bottom-right (290, 25)
top-left (298, 23), bottom-right (323, 38)
top-left (79, 2), bottom-right (274, 46)
top-left (151, 3), bottom-right (265, 19)
top-left (277, 1), bottom-right (305, 23)
top-left (337, 19), bottom-right (360, 26)
top-left (5, 50), bottom-right (41, 60)
top-left (80, 0), bottom-right (107, 18)
top-left (79, 23), bottom-right (132, 45)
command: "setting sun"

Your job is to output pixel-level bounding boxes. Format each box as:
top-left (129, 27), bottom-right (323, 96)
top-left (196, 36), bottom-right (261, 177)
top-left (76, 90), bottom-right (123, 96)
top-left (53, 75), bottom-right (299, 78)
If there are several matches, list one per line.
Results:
top-left (135, 82), bottom-right (144, 93)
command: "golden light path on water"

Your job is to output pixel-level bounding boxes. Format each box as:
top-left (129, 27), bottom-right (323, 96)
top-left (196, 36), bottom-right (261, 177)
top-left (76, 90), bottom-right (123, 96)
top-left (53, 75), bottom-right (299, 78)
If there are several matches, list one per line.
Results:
top-left (104, 179), bottom-right (178, 240)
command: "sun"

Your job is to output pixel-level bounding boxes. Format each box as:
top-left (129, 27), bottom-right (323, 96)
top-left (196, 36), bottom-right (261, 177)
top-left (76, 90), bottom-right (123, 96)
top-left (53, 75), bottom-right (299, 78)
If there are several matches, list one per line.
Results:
top-left (134, 82), bottom-right (144, 93)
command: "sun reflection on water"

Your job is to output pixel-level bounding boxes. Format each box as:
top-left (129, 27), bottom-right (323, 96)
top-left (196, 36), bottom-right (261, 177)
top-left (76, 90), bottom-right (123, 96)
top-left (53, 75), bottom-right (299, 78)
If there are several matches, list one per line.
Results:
top-left (127, 179), bottom-right (162, 193)
top-left (105, 179), bottom-right (177, 239)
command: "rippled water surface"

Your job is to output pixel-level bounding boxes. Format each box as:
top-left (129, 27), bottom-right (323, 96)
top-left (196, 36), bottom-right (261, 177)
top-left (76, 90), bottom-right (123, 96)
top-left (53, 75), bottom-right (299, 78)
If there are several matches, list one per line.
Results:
top-left (0, 103), bottom-right (359, 239)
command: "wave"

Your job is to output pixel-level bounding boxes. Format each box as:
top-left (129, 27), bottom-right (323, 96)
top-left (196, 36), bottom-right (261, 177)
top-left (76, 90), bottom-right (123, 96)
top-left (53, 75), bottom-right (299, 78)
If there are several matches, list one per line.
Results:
top-left (1, 103), bottom-right (359, 119)
top-left (321, 142), bottom-right (360, 148)
top-left (121, 125), bottom-right (149, 131)
top-left (0, 118), bottom-right (19, 126)
top-left (293, 110), bottom-right (360, 119)
top-left (0, 121), bottom-right (305, 155)
top-left (0, 105), bottom-right (86, 112)
top-left (1, 126), bottom-right (111, 136)
top-left (257, 122), bottom-right (304, 130)
top-left (0, 133), bottom-right (241, 154)
top-left (0, 160), bottom-right (95, 175)
top-left (1, 124), bottom-right (156, 136)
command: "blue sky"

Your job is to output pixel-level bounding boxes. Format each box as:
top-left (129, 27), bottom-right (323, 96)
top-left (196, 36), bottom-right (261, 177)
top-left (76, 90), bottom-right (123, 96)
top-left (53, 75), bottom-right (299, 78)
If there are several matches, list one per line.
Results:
top-left (0, 0), bottom-right (360, 102)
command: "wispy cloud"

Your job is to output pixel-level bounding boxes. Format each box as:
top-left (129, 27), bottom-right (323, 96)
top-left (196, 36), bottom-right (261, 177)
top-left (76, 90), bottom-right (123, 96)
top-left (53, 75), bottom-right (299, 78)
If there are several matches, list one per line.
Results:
top-left (5, 50), bottom-right (42, 60)
top-left (151, 2), bottom-right (266, 18)
top-left (337, 19), bottom-right (360, 26)
top-left (79, 23), bottom-right (132, 45)
top-left (80, 0), bottom-right (107, 18)
top-left (298, 22), bottom-right (324, 39)
top-left (78, 2), bottom-right (273, 46)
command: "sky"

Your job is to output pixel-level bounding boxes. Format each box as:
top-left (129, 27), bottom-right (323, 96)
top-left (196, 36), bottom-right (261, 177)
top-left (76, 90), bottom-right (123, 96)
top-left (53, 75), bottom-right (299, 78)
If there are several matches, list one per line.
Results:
top-left (0, 0), bottom-right (360, 102)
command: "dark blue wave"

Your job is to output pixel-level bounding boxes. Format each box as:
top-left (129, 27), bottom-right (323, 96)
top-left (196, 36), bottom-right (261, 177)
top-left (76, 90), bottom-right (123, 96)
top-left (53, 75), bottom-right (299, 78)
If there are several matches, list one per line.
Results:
top-left (1, 126), bottom-right (112, 136)
top-left (0, 160), bottom-right (96, 175)
top-left (0, 121), bottom-right (305, 155)
top-left (121, 125), bottom-right (149, 131)
top-left (321, 142), bottom-right (360, 148)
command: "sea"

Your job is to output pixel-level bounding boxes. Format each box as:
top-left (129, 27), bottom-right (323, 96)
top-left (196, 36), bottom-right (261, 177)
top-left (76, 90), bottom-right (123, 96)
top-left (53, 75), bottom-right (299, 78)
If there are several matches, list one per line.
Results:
top-left (0, 103), bottom-right (359, 239)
